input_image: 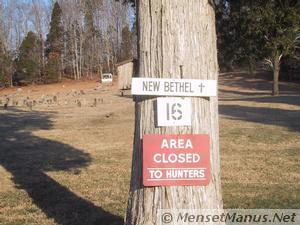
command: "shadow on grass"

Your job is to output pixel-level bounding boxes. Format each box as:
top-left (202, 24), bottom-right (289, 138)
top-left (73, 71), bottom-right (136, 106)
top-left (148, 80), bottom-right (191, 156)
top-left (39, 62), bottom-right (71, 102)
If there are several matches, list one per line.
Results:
top-left (219, 104), bottom-right (300, 132)
top-left (219, 71), bottom-right (300, 94)
top-left (0, 108), bottom-right (122, 225)
top-left (220, 95), bottom-right (300, 107)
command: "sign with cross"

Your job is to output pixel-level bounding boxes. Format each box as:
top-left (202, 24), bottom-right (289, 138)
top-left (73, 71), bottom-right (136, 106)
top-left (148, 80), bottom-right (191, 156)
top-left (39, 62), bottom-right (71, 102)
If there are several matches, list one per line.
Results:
top-left (131, 78), bottom-right (217, 97)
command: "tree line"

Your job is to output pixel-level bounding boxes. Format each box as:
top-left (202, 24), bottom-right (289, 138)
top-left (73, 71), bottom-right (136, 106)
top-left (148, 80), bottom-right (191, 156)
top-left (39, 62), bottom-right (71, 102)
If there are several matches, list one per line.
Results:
top-left (0, 0), bottom-right (134, 87)
top-left (1, 0), bottom-right (299, 95)
top-left (216, 0), bottom-right (300, 95)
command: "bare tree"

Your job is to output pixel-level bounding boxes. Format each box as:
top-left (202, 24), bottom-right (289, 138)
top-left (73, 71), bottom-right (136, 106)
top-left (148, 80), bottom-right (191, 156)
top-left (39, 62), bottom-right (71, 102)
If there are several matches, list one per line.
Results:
top-left (60, 0), bottom-right (84, 80)
top-left (0, 0), bottom-right (13, 87)
top-left (0, 0), bottom-right (6, 49)
top-left (0, 0), bottom-right (131, 82)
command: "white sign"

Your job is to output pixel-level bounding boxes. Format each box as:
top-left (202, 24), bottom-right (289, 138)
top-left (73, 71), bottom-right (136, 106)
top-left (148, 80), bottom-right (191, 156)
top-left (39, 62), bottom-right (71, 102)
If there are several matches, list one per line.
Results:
top-left (131, 78), bottom-right (217, 97)
top-left (157, 97), bottom-right (191, 127)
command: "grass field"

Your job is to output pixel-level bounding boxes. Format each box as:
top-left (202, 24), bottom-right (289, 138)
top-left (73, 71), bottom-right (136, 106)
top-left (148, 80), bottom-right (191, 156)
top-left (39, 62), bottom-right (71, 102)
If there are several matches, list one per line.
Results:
top-left (0, 72), bottom-right (299, 225)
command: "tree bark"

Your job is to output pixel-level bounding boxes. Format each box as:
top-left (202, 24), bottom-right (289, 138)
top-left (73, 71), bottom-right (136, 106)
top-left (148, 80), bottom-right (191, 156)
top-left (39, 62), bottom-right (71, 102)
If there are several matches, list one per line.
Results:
top-left (272, 56), bottom-right (280, 96)
top-left (247, 57), bottom-right (256, 75)
top-left (126, 1), bottom-right (223, 224)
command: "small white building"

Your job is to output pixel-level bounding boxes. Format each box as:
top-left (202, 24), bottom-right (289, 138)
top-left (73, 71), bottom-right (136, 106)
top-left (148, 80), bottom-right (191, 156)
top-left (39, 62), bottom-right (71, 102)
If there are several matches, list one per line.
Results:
top-left (116, 59), bottom-right (136, 90)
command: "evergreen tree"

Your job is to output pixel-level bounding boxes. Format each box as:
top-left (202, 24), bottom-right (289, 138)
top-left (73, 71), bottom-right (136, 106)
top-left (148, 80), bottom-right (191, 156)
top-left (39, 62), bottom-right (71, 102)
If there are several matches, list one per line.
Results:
top-left (0, 39), bottom-right (5, 86)
top-left (45, 2), bottom-right (64, 83)
top-left (46, 2), bottom-right (64, 55)
top-left (0, 39), bottom-right (13, 87)
top-left (216, 0), bottom-right (236, 71)
top-left (216, 1), bottom-right (264, 72)
top-left (45, 52), bottom-right (61, 83)
top-left (252, 1), bottom-right (300, 95)
top-left (15, 31), bottom-right (41, 83)
top-left (217, 0), bottom-right (300, 95)
top-left (120, 25), bottom-right (132, 61)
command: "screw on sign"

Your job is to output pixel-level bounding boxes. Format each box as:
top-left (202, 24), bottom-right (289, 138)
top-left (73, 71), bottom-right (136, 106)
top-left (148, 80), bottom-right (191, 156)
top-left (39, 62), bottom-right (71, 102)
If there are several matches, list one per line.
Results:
top-left (143, 134), bottom-right (210, 186)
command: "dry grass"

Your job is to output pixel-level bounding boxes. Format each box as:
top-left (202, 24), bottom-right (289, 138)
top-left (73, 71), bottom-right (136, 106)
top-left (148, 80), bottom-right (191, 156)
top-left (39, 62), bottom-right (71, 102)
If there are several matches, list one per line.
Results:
top-left (219, 72), bottom-right (300, 209)
top-left (0, 72), bottom-right (299, 225)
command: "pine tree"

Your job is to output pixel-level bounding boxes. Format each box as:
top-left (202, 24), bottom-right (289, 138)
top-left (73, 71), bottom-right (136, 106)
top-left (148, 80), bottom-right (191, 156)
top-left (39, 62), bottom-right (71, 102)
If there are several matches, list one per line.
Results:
top-left (45, 2), bottom-right (64, 83)
top-left (120, 25), bottom-right (132, 61)
top-left (15, 31), bottom-right (41, 84)
top-left (0, 39), bottom-right (12, 87)
top-left (0, 52), bottom-right (13, 87)
top-left (0, 39), bottom-right (5, 86)
top-left (0, 39), bottom-right (11, 87)
top-left (45, 52), bottom-right (61, 83)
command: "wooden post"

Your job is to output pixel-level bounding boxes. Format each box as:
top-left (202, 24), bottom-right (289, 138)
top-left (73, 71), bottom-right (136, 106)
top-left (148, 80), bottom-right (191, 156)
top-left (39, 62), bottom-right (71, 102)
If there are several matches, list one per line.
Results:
top-left (126, 1), bottom-right (223, 224)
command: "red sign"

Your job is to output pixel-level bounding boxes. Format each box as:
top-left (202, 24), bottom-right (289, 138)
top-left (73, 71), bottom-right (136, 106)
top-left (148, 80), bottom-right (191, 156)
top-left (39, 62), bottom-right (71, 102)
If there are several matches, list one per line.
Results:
top-left (143, 134), bottom-right (210, 186)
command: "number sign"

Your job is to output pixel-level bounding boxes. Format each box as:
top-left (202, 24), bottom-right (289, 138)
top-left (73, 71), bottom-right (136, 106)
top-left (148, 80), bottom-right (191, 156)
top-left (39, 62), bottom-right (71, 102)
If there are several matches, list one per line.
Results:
top-left (157, 97), bottom-right (191, 127)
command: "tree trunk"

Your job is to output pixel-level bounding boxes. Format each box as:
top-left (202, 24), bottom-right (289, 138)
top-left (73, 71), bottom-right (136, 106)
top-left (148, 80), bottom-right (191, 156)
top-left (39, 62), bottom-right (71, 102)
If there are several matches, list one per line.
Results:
top-left (126, 1), bottom-right (223, 225)
top-left (79, 30), bottom-right (83, 79)
top-left (247, 57), bottom-right (255, 75)
top-left (40, 35), bottom-right (45, 82)
top-left (273, 56), bottom-right (280, 96)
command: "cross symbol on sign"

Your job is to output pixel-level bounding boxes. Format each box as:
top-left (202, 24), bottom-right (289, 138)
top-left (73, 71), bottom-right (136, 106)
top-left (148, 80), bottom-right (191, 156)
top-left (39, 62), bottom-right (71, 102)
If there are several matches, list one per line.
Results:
top-left (198, 83), bottom-right (205, 93)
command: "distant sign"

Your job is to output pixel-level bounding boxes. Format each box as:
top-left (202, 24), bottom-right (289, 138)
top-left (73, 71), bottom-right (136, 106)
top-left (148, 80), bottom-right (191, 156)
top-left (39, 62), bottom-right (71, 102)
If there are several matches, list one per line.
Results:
top-left (143, 134), bottom-right (211, 186)
top-left (157, 97), bottom-right (191, 127)
top-left (132, 78), bottom-right (217, 97)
